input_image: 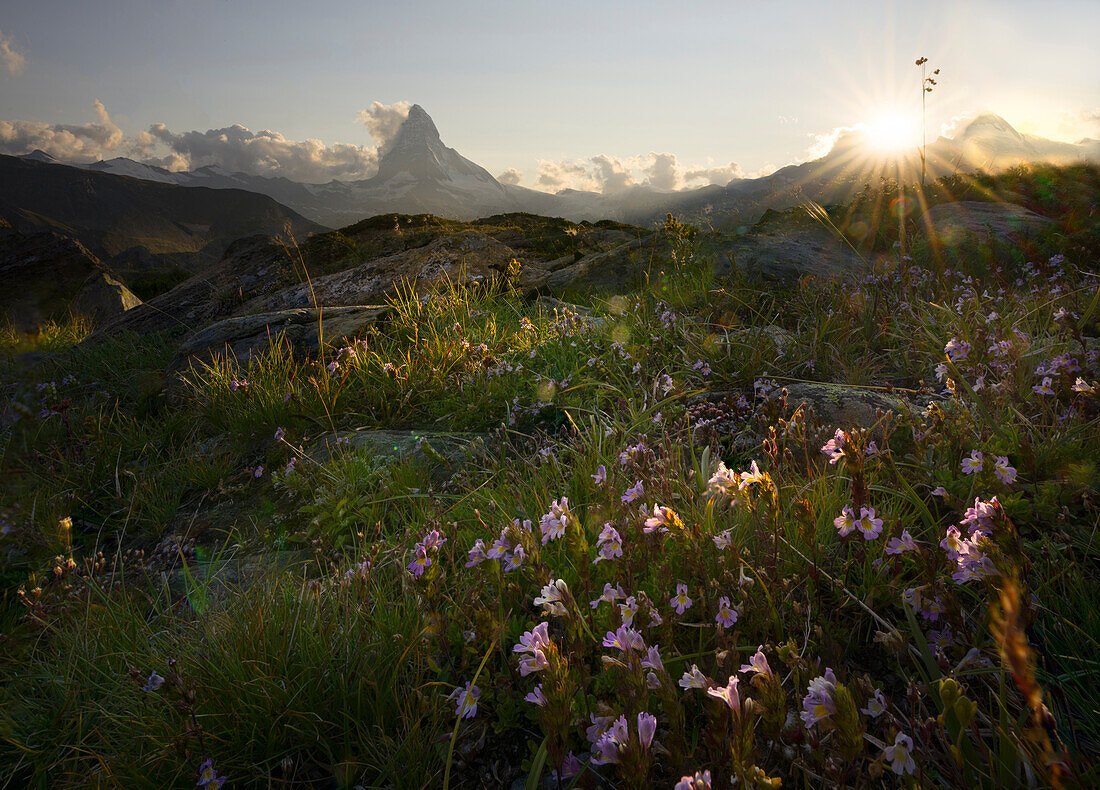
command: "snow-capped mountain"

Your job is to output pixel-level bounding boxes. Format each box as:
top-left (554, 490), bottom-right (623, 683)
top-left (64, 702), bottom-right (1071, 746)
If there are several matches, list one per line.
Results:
top-left (344, 104), bottom-right (514, 219)
top-left (19, 110), bottom-right (1100, 230)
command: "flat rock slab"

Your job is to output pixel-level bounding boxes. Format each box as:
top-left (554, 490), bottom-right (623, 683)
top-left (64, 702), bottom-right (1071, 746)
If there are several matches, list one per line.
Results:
top-left (309, 428), bottom-right (489, 471)
top-left (918, 201), bottom-right (1052, 246)
top-left (695, 382), bottom-right (917, 430)
top-left (170, 304), bottom-right (388, 372)
top-left (717, 226), bottom-right (867, 281)
top-left (780, 382), bottom-right (916, 429)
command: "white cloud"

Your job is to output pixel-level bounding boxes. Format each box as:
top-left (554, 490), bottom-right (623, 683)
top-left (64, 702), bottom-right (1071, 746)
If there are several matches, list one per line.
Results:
top-left (590, 154), bottom-right (636, 193)
top-left (643, 152), bottom-right (679, 190)
top-left (0, 100), bottom-right (124, 161)
top-left (535, 152), bottom-right (744, 193)
top-left (805, 125), bottom-right (866, 159)
top-left (496, 167), bottom-right (523, 186)
top-left (144, 122), bottom-right (379, 181)
top-left (357, 101), bottom-right (412, 153)
top-left (536, 158), bottom-right (599, 192)
top-left (0, 29), bottom-right (25, 76)
top-left (682, 160), bottom-right (745, 186)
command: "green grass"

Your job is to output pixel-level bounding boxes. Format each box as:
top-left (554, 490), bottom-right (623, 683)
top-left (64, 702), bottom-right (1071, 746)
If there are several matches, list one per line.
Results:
top-left (0, 194), bottom-right (1098, 787)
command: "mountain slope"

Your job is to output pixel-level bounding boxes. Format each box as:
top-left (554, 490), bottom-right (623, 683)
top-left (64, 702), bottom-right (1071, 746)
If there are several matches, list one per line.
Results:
top-left (0, 225), bottom-right (141, 330)
top-left (0, 155), bottom-right (324, 282)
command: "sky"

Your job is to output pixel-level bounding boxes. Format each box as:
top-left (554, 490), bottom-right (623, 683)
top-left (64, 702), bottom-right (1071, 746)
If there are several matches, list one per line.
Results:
top-left (1, 0), bottom-right (1097, 191)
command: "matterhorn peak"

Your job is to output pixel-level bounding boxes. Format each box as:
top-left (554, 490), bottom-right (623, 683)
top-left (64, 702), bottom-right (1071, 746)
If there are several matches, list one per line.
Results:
top-left (956, 113), bottom-right (1024, 143)
top-left (373, 105), bottom-right (497, 188)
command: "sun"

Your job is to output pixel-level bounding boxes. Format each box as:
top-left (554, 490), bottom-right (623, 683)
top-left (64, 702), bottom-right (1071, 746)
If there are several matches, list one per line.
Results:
top-left (865, 113), bottom-right (918, 151)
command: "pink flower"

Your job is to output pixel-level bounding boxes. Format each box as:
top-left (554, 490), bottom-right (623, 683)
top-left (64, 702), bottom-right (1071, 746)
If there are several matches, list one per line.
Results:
top-left (640, 645), bottom-right (664, 672)
top-left (407, 546), bottom-right (431, 576)
top-left (675, 771), bottom-right (713, 790)
top-left (603, 625), bottom-right (645, 652)
top-left (885, 530), bottom-right (918, 555)
top-left (644, 504), bottom-right (679, 534)
top-left (883, 732), bottom-right (917, 775)
top-left (514, 622), bottom-right (551, 655)
top-left (944, 337), bottom-right (970, 362)
top-left (712, 529), bottom-right (733, 550)
top-left (618, 596), bottom-right (638, 627)
top-left (534, 579), bottom-right (570, 617)
top-left (834, 505), bottom-right (856, 537)
top-left (706, 675), bottom-right (742, 711)
top-left (738, 460), bottom-right (766, 490)
top-left (706, 462), bottom-right (739, 500)
top-left (714, 596), bottom-right (738, 628)
top-left (539, 498), bottom-right (571, 544)
top-left (821, 429), bottom-right (846, 464)
top-left (637, 711), bottom-right (657, 748)
top-left (446, 681), bottom-right (481, 719)
top-left (593, 523), bottom-right (623, 563)
top-left (524, 684), bottom-right (547, 706)
top-left (994, 456), bottom-right (1017, 484)
top-left (518, 651), bottom-right (549, 676)
top-left (678, 664), bottom-right (709, 690)
top-left (621, 480), bottom-right (645, 503)
top-left (590, 582), bottom-right (625, 609)
top-left (670, 583), bottom-right (693, 614)
top-left (940, 525), bottom-right (967, 561)
top-left (857, 507), bottom-right (883, 540)
top-left (465, 539), bottom-right (488, 567)
top-left (861, 688), bottom-right (887, 718)
top-left (1033, 376), bottom-right (1055, 395)
top-left (800, 668), bottom-right (838, 728)
top-left (960, 450), bottom-right (983, 475)
top-left (739, 646), bottom-right (771, 676)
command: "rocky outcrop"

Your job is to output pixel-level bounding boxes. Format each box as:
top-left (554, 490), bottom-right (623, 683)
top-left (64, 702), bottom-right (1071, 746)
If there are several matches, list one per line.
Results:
top-left (170, 305), bottom-right (389, 371)
top-left (715, 211), bottom-right (868, 280)
top-left (918, 201), bottom-right (1052, 246)
top-left (93, 214), bottom-right (661, 344)
top-left (247, 231), bottom-right (529, 312)
top-left (0, 229), bottom-right (141, 330)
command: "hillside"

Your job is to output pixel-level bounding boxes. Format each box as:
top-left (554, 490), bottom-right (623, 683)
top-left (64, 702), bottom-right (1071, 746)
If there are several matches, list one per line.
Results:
top-left (1, 185), bottom-right (1097, 786)
top-left (0, 155), bottom-right (325, 291)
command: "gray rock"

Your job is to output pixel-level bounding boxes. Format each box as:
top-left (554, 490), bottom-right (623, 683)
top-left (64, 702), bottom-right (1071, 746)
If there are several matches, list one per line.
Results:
top-left (71, 271), bottom-right (142, 324)
top-left (694, 382), bottom-right (918, 433)
top-left (309, 428), bottom-right (489, 475)
top-left (0, 230), bottom-right (141, 331)
top-left (541, 234), bottom-right (667, 294)
top-left (717, 225), bottom-right (868, 280)
top-left (170, 304), bottom-right (388, 372)
top-left (917, 201), bottom-right (1052, 246)
top-left (727, 325), bottom-right (797, 348)
top-left (781, 382), bottom-right (916, 429)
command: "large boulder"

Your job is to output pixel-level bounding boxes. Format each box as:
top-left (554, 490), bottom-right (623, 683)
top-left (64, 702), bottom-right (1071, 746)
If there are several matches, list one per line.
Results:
top-left (170, 304), bottom-right (389, 372)
top-left (716, 211), bottom-right (868, 280)
top-left (0, 229), bottom-right (141, 330)
top-left (918, 201), bottom-right (1052, 246)
top-left (540, 234), bottom-right (669, 294)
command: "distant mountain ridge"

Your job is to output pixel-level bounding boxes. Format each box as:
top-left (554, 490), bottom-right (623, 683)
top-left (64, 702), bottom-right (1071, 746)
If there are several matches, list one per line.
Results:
top-left (19, 109), bottom-right (1100, 231)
